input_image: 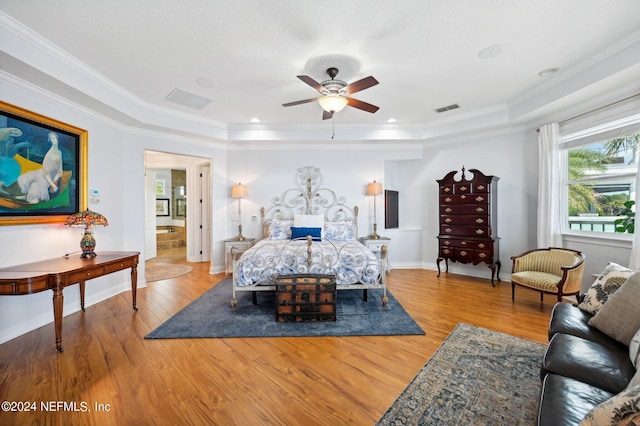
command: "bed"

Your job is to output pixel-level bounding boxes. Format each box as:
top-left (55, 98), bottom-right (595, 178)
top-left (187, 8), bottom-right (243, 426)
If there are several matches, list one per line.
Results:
top-left (230, 166), bottom-right (388, 308)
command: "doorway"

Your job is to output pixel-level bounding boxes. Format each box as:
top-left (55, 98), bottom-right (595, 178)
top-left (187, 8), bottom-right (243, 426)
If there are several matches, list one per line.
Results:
top-left (144, 151), bottom-right (212, 264)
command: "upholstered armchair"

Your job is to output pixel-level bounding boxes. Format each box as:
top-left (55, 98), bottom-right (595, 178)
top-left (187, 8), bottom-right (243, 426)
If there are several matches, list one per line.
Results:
top-left (510, 248), bottom-right (585, 302)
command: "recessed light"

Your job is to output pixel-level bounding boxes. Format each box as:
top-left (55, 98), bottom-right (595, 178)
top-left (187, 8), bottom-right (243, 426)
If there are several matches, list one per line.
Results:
top-left (387, 118), bottom-right (397, 123)
top-left (538, 67), bottom-right (559, 77)
top-left (477, 44), bottom-right (504, 59)
top-left (250, 117), bottom-right (260, 123)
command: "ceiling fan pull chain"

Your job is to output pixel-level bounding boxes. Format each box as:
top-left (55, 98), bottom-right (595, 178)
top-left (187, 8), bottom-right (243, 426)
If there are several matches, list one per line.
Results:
top-left (331, 116), bottom-right (336, 139)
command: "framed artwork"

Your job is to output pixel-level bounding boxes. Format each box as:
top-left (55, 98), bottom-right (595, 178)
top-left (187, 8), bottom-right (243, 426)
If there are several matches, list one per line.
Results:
top-left (155, 179), bottom-right (166, 195)
top-left (156, 199), bottom-right (170, 216)
top-left (385, 190), bottom-right (399, 229)
top-left (0, 101), bottom-right (88, 225)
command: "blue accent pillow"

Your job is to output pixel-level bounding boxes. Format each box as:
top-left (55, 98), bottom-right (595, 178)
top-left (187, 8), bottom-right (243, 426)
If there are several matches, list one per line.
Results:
top-left (290, 227), bottom-right (322, 241)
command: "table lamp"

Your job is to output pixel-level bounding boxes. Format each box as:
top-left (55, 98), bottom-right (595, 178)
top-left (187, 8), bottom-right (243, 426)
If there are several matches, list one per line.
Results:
top-left (366, 180), bottom-right (383, 239)
top-left (65, 209), bottom-right (109, 258)
top-left (231, 183), bottom-right (248, 241)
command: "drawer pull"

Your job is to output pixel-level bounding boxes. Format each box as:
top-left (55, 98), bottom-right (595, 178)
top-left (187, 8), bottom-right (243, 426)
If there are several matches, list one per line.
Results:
top-left (443, 249), bottom-right (450, 254)
top-left (461, 241), bottom-right (467, 246)
top-left (476, 229), bottom-right (484, 235)
top-left (476, 218), bottom-right (484, 224)
top-left (459, 185), bottom-right (468, 191)
top-left (444, 241), bottom-right (450, 245)
top-left (476, 196), bottom-right (485, 202)
top-left (443, 187), bottom-right (451, 192)
top-left (478, 253), bottom-right (486, 258)
top-left (445, 208), bottom-right (452, 213)
top-left (445, 228), bottom-right (452, 233)
top-left (461, 195), bottom-right (467, 199)
top-left (445, 218), bottom-right (452, 223)
top-left (460, 251), bottom-right (468, 256)
top-left (445, 197), bottom-right (452, 203)
top-left (476, 207), bottom-right (485, 213)
top-left (478, 243), bottom-right (485, 249)
top-left (477, 185), bottom-right (485, 191)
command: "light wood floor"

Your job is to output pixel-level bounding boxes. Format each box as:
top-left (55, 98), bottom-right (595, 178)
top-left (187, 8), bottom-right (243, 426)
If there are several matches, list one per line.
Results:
top-left (0, 262), bottom-right (557, 426)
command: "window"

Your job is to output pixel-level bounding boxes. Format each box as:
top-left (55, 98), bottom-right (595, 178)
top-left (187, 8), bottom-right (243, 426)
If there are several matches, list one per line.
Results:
top-left (561, 115), bottom-right (640, 235)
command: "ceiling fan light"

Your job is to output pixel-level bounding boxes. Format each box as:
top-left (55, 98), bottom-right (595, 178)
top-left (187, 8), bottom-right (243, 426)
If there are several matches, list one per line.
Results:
top-left (318, 95), bottom-right (348, 113)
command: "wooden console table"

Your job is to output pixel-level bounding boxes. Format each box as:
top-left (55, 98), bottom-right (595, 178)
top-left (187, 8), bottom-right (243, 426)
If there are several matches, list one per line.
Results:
top-left (0, 251), bottom-right (139, 353)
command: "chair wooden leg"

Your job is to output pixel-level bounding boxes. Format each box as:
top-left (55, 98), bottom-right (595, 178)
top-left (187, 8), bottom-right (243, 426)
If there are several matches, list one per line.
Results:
top-left (541, 292), bottom-right (543, 302)
top-left (511, 283), bottom-right (515, 301)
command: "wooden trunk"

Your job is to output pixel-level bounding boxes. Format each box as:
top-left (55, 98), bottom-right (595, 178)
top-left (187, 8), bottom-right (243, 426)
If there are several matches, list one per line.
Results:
top-left (275, 274), bottom-right (337, 322)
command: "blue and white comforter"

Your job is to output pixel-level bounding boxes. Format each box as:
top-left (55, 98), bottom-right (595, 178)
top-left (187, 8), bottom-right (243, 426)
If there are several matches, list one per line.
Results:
top-left (234, 238), bottom-right (382, 286)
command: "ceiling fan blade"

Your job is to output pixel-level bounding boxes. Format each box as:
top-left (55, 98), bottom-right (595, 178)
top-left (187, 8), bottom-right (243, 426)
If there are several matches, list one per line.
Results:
top-left (344, 76), bottom-right (379, 95)
top-left (297, 75), bottom-right (323, 92)
top-left (282, 97), bottom-right (318, 107)
top-left (322, 110), bottom-right (334, 120)
top-left (347, 97), bottom-right (380, 113)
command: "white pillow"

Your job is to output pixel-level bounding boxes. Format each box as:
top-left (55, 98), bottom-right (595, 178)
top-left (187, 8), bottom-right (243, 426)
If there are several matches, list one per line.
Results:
top-left (631, 328), bottom-right (640, 369)
top-left (294, 214), bottom-right (324, 228)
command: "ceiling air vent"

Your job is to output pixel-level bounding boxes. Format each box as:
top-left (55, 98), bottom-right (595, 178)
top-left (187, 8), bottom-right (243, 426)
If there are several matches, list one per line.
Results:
top-left (435, 104), bottom-right (460, 113)
top-left (165, 88), bottom-right (213, 110)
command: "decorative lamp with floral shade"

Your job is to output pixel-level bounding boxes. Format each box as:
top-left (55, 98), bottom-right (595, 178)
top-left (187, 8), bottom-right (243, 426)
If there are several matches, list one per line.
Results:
top-left (65, 210), bottom-right (108, 258)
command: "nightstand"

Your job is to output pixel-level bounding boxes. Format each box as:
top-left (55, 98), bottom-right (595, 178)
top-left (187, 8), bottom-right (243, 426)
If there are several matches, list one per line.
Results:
top-left (359, 236), bottom-right (391, 273)
top-left (224, 238), bottom-right (255, 275)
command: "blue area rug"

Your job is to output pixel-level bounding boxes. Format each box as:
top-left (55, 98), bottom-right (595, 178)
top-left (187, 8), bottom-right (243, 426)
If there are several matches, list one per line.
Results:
top-left (145, 278), bottom-right (424, 338)
top-left (377, 323), bottom-right (546, 425)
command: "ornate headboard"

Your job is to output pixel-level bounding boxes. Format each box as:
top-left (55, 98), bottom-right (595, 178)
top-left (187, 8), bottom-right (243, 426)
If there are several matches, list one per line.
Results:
top-left (260, 166), bottom-right (358, 237)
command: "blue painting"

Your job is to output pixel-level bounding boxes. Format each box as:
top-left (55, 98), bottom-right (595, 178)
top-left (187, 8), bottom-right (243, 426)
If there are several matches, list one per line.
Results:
top-left (0, 102), bottom-right (87, 225)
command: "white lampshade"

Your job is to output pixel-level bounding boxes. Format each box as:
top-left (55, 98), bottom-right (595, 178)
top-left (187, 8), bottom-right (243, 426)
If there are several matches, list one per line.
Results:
top-left (231, 183), bottom-right (248, 198)
top-left (366, 181), bottom-right (383, 196)
top-left (318, 94), bottom-right (349, 113)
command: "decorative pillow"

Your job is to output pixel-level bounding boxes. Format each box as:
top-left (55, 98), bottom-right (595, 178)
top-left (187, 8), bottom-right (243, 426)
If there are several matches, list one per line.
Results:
top-left (290, 227), bottom-right (321, 241)
top-left (629, 368), bottom-right (640, 390)
top-left (269, 219), bottom-right (293, 240)
top-left (631, 328), bottom-right (640, 369)
top-left (324, 221), bottom-right (355, 241)
top-left (579, 262), bottom-right (634, 315)
top-left (589, 272), bottom-right (640, 346)
top-left (294, 214), bottom-right (324, 228)
top-left (579, 384), bottom-right (640, 426)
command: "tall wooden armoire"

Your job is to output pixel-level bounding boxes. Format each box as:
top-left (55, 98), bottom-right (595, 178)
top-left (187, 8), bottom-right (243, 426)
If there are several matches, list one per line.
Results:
top-left (436, 167), bottom-right (500, 285)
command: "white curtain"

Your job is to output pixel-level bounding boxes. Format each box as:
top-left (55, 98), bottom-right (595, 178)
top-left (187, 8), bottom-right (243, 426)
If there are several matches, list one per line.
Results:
top-left (629, 161), bottom-right (640, 268)
top-left (537, 123), bottom-right (563, 248)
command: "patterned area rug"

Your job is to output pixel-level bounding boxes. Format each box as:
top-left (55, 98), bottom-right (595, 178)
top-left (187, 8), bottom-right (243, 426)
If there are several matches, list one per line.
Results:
top-left (377, 323), bottom-right (547, 425)
top-left (145, 263), bottom-right (193, 282)
top-left (145, 278), bottom-right (424, 338)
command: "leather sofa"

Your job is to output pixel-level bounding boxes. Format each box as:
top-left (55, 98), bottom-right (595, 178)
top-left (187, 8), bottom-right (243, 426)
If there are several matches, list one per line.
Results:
top-left (537, 302), bottom-right (636, 425)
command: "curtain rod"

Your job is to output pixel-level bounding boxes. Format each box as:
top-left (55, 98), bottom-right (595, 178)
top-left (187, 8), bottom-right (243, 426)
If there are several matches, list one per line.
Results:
top-left (536, 92), bottom-right (640, 132)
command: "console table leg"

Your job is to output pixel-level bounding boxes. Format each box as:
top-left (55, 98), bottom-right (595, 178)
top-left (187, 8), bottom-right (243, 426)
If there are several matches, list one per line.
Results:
top-left (52, 276), bottom-right (64, 353)
top-left (436, 257), bottom-right (442, 277)
top-left (495, 260), bottom-right (502, 282)
top-left (131, 265), bottom-right (138, 311)
top-left (79, 280), bottom-right (86, 312)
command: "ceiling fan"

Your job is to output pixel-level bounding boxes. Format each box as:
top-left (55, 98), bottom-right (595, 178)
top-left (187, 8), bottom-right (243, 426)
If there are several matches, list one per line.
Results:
top-left (282, 67), bottom-right (379, 120)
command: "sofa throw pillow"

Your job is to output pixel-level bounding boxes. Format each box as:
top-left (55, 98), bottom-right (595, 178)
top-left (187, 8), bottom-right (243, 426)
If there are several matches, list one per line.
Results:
top-left (629, 368), bottom-right (640, 390)
top-left (579, 262), bottom-right (634, 315)
top-left (631, 328), bottom-right (640, 369)
top-left (324, 221), bottom-right (355, 241)
top-left (269, 220), bottom-right (293, 240)
top-left (579, 384), bottom-right (640, 426)
top-left (589, 272), bottom-right (640, 346)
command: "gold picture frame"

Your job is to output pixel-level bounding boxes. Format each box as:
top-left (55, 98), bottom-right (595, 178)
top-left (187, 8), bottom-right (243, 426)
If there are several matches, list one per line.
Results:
top-left (0, 101), bottom-right (88, 225)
